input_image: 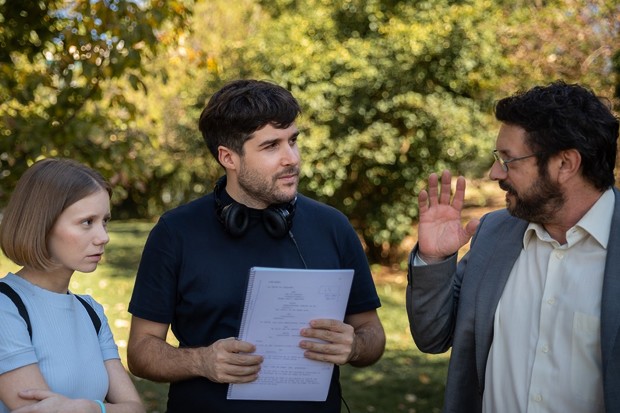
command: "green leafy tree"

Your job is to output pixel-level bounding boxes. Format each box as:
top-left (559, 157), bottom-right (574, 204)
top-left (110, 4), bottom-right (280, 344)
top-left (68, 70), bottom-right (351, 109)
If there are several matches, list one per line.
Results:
top-left (495, 0), bottom-right (619, 100)
top-left (226, 0), bottom-right (618, 261)
top-left (5, 0), bottom-right (616, 262)
top-left (114, 0), bottom-right (266, 217)
top-left (232, 0), bottom-right (505, 261)
top-left (0, 0), bottom-right (191, 207)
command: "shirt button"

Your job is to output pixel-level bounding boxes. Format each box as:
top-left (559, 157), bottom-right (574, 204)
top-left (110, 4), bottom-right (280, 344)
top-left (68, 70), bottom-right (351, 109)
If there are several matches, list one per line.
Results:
top-left (555, 251), bottom-right (564, 259)
top-left (547, 297), bottom-right (556, 305)
top-left (542, 345), bottom-right (549, 353)
top-left (534, 394), bottom-right (543, 402)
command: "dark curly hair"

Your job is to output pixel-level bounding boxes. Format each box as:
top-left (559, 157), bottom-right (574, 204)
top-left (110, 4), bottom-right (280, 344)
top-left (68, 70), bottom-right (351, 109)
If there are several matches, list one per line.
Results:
top-left (495, 80), bottom-right (619, 190)
top-left (198, 79), bottom-right (301, 164)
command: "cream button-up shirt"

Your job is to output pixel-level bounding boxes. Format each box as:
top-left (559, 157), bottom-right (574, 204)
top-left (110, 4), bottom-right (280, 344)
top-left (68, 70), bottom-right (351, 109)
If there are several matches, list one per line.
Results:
top-left (482, 189), bottom-right (614, 413)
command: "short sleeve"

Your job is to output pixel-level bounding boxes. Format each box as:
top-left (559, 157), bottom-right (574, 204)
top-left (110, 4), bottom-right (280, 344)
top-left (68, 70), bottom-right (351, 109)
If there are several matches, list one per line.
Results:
top-left (77, 295), bottom-right (120, 362)
top-left (0, 294), bottom-right (38, 374)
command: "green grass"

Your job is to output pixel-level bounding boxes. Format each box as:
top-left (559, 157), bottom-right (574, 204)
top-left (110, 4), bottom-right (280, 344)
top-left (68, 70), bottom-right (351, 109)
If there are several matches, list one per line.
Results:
top-left (0, 220), bottom-right (449, 413)
top-left (340, 276), bottom-right (449, 413)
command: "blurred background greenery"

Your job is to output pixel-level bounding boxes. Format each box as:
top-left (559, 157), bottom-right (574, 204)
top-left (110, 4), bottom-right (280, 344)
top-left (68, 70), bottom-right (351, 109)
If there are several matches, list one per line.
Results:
top-left (1, 0), bottom-right (618, 264)
top-left (1, 1), bottom-right (619, 411)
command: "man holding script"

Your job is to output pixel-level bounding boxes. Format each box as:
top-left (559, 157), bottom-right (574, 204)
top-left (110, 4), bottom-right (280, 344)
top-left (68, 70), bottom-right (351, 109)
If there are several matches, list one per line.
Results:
top-left (127, 79), bottom-right (386, 412)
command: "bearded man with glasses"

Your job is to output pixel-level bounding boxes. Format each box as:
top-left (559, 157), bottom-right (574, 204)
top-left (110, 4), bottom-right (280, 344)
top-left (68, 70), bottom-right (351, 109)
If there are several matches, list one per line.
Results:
top-left (406, 80), bottom-right (620, 413)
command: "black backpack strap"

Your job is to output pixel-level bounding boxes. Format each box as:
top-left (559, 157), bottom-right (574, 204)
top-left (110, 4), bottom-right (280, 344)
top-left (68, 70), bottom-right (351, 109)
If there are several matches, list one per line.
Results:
top-left (74, 294), bottom-right (102, 335)
top-left (0, 282), bottom-right (33, 339)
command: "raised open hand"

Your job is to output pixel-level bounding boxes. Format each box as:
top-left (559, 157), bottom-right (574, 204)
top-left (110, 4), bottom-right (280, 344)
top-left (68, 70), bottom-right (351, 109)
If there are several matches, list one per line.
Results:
top-left (417, 170), bottom-right (479, 263)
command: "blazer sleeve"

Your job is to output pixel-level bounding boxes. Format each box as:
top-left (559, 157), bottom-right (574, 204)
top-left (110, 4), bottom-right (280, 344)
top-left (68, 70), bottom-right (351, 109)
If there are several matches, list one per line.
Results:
top-left (406, 246), bottom-right (460, 354)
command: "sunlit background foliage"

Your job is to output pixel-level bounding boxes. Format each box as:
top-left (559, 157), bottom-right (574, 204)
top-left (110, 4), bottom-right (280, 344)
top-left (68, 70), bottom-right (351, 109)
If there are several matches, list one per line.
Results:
top-left (1, 0), bottom-right (619, 262)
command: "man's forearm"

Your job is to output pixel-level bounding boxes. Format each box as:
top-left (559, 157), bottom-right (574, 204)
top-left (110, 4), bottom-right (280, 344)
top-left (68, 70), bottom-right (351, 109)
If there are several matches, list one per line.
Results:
top-left (348, 322), bottom-right (385, 367)
top-left (128, 336), bottom-right (204, 382)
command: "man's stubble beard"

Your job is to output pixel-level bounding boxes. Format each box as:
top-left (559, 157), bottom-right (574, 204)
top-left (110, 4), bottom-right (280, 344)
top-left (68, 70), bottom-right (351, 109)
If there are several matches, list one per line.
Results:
top-left (237, 166), bottom-right (299, 206)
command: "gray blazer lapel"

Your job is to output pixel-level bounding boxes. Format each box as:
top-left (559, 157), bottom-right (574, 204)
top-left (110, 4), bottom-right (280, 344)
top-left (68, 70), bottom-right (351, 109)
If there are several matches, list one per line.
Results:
top-left (601, 188), bottom-right (620, 372)
top-left (472, 213), bottom-right (528, 389)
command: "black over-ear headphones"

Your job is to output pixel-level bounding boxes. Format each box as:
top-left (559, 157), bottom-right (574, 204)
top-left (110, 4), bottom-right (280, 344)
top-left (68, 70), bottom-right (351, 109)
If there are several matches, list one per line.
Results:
top-left (213, 176), bottom-right (295, 238)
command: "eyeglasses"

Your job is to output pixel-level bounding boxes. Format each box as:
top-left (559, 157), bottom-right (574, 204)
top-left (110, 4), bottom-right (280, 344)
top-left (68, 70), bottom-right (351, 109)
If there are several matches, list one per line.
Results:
top-left (492, 150), bottom-right (540, 172)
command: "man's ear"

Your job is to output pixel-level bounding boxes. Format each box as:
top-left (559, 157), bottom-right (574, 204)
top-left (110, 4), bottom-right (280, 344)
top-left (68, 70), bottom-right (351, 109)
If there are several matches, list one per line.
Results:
top-left (556, 149), bottom-right (582, 183)
top-left (218, 146), bottom-right (238, 171)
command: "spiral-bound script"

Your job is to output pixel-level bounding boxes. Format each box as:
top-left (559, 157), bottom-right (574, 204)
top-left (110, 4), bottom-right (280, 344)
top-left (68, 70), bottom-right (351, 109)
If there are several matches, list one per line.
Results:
top-left (227, 266), bottom-right (354, 401)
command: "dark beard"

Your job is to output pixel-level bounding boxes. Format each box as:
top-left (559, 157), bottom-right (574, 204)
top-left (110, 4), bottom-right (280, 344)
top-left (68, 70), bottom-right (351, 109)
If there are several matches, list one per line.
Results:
top-left (237, 166), bottom-right (299, 206)
top-left (499, 175), bottom-right (564, 223)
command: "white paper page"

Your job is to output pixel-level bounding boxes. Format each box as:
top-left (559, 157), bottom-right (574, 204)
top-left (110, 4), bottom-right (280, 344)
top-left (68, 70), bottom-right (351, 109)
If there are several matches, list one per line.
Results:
top-left (227, 267), bottom-right (354, 401)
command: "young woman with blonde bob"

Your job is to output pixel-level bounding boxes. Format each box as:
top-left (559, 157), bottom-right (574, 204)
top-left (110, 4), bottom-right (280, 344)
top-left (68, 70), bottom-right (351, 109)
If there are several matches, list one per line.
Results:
top-left (0, 158), bottom-right (144, 413)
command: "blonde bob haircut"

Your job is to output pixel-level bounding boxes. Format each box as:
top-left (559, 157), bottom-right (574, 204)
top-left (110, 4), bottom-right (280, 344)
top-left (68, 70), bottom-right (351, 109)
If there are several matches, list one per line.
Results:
top-left (0, 158), bottom-right (111, 271)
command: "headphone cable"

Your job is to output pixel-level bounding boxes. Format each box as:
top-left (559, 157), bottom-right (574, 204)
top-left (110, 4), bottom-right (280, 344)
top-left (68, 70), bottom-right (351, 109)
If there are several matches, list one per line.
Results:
top-left (289, 232), bottom-right (352, 413)
top-left (287, 230), bottom-right (308, 269)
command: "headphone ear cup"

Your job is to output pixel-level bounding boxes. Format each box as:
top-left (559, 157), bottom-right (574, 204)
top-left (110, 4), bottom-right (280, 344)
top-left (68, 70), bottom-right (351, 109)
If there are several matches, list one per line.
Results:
top-left (262, 207), bottom-right (290, 238)
top-left (221, 203), bottom-right (250, 237)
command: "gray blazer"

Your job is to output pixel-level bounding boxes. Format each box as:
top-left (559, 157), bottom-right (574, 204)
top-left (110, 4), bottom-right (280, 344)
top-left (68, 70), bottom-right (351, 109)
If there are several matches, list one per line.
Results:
top-left (406, 188), bottom-right (620, 413)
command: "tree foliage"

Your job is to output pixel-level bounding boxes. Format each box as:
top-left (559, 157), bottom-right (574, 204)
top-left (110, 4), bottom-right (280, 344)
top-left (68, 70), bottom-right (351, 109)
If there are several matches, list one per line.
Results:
top-left (1, 0), bottom-right (618, 263)
top-left (0, 0), bottom-right (191, 207)
top-left (116, 0), bottom-right (265, 217)
top-left (230, 0), bottom-right (504, 260)
top-left (495, 0), bottom-right (619, 100)
top-left (225, 0), bottom-right (618, 261)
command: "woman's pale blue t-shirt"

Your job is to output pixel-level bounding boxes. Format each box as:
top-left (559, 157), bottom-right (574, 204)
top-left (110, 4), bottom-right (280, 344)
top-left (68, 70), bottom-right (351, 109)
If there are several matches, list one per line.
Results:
top-left (0, 273), bottom-right (119, 412)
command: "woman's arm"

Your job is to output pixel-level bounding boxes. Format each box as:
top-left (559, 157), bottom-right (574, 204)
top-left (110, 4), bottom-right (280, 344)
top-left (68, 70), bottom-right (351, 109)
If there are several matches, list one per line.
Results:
top-left (0, 364), bottom-right (49, 410)
top-left (0, 361), bottom-right (144, 413)
top-left (101, 359), bottom-right (145, 413)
